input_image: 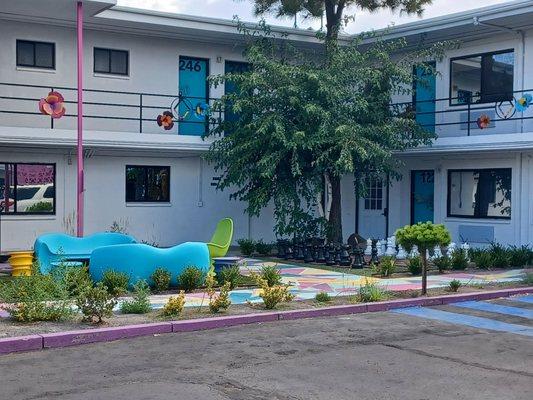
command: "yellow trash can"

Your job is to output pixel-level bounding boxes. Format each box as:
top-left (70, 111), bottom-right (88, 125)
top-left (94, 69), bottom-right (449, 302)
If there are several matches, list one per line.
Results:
top-left (8, 251), bottom-right (34, 277)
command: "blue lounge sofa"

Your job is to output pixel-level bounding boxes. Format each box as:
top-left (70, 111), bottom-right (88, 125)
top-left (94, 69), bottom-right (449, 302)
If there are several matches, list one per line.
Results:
top-left (34, 232), bottom-right (137, 274)
top-left (89, 242), bottom-right (210, 286)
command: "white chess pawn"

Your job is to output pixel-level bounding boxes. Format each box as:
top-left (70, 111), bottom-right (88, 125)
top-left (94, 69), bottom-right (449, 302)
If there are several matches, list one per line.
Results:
top-left (377, 240), bottom-right (384, 257)
top-left (433, 245), bottom-right (443, 259)
top-left (446, 242), bottom-right (457, 258)
top-left (385, 237), bottom-right (396, 257)
top-left (364, 238), bottom-right (372, 256)
top-left (410, 245), bottom-right (420, 258)
top-left (396, 245), bottom-right (407, 260)
top-left (461, 242), bottom-right (470, 260)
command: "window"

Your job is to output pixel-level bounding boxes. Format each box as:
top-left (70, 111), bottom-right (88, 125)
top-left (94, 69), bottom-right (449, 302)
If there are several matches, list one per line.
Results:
top-left (364, 177), bottom-right (383, 210)
top-left (447, 168), bottom-right (511, 219)
top-left (125, 166), bottom-right (170, 202)
top-left (16, 40), bottom-right (55, 69)
top-left (0, 163), bottom-right (56, 214)
top-left (450, 50), bottom-right (514, 105)
top-left (94, 48), bottom-right (129, 75)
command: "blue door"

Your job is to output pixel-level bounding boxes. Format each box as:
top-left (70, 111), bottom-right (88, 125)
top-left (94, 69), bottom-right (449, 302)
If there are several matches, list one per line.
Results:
top-left (179, 56), bottom-right (209, 136)
top-left (414, 63), bottom-right (436, 133)
top-left (411, 170), bottom-right (434, 224)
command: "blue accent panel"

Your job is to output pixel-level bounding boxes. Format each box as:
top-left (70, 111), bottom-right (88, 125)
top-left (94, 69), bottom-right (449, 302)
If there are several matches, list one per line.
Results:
top-left (393, 307), bottom-right (533, 337)
top-left (414, 64), bottom-right (436, 133)
top-left (514, 295), bottom-right (533, 304)
top-left (411, 170), bottom-right (434, 224)
top-left (179, 56), bottom-right (208, 136)
top-left (453, 301), bottom-right (533, 319)
top-left (457, 225), bottom-right (494, 244)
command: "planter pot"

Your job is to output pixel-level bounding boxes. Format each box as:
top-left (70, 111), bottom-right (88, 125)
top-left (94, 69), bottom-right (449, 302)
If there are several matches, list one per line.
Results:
top-left (8, 251), bottom-right (34, 276)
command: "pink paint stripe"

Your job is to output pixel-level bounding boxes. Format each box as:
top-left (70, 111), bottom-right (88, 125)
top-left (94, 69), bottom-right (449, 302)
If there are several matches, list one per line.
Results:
top-left (76, 0), bottom-right (84, 237)
top-left (0, 335), bottom-right (43, 354)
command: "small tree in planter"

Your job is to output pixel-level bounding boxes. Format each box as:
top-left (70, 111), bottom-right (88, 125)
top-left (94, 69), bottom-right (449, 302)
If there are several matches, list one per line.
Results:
top-left (396, 222), bottom-right (451, 295)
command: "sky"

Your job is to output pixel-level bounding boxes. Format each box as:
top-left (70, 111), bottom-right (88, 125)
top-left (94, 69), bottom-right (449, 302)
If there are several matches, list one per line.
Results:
top-left (116, 0), bottom-right (512, 33)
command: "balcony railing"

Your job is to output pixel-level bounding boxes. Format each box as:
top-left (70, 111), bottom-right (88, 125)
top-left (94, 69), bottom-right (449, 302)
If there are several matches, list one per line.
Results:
top-left (0, 82), bottom-right (223, 135)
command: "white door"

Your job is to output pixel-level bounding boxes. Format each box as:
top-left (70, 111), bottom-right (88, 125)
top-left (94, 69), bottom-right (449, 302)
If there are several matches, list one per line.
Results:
top-left (358, 176), bottom-right (387, 240)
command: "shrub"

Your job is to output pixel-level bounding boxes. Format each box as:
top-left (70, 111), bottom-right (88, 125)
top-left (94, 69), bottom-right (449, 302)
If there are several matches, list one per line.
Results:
top-left (489, 242), bottom-right (510, 268)
top-left (101, 270), bottom-right (129, 296)
top-left (237, 238), bottom-right (255, 256)
top-left (76, 282), bottom-right (117, 323)
top-left (161, 291), bottom-right (186, 317)
top-left (522, 272), bottom-right (533, 285)
top-left (315, 292), bottom-right (331, 303)
top-left (177, 266), bottom-right (205, 292)
top-left (359, 279), bottom-right (387, 302)
top-left (250, 271), bottom-right (294, 309)
top-left (470, 249), bottom-right (493, 270)
top-left (451, 249), bottom-right (469, 270)
top-left (407, 256), bottom-right (422, 275)
top-left (217, 265), bottom-right (241, 290)
top-left (255, 240), bottom-right (273, 256)
top-left (374, 256), bottom-right (396, 277)
top-left (120, 280), bottom-right (151, 314)
top-left (432, 256), bottom-right (450, 273)
top-left (151, 268), bottom-right (171, 293)
top-left (508, 245), bottom-right (532, 268)
top-left (209, 282), bottom-right (232, 314)
top-left (449, 279), bottom-right (462, 292)
top-left (260, 265), bottom-right (282, 287)
top-left (51, 263), bottom-right (93, 297)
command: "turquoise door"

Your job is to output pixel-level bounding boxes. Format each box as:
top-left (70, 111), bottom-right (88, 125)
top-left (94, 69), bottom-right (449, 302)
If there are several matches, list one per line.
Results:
top-left (224, 61), bottom-right (249, 131)
top-left (179, 56), bottom-right (209, 136)
top-left (414, 63), bottom-right (436, 133)
top-left (411, 170), bottom-right (434, 224)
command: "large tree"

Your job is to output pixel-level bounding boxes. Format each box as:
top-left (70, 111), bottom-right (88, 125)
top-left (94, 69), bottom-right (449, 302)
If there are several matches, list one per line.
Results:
top-left (205, 22), bottom-right (445, 240)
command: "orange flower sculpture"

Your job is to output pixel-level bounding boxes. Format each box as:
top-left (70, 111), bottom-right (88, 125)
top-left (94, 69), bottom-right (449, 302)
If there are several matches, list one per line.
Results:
top-left (157, 111), bottom-right (174, 130)
top-left (476, 114), bottom-right (491, 129)
top-left (39, 91), bottom-right (66, 119)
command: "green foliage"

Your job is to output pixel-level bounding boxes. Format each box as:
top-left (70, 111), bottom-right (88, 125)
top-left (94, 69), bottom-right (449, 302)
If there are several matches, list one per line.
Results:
top-left (161, 291), bottom-right (186, 317)
top-left (315, 291), bottom-right (331, 303)
top-left (76, 282), bottom-right (117, 323)
top-left (50, 263), bottom-right (93, 297)
top-left (470, 249), bottom-right (493, 270)
top-left (150, 268), bottom-right (172, 293)
top-left (120, 280), bottom-right (151, 314)
top-left (217, 265), bottom-right (241, 290)
top-left (25, 201), bottom-right (53, 212)
top-left (373, 256), bottom-right (396, 277)
top-left (451, 249), bottom-right (469, 271)
top-left (101, 270), bottom-right (129, 296)
top-left (432, 256), bottom-right (450, 273)
top-left (488, 242), bottom-right (510, 268)
top-left (407, 256), bottom-right (422, 275)
top-left (237, 238), bottom-right (255, 256)
top-left (177, 266), bottom-right (205, 292)
top-left (209, 282), bottom-right (232, 314)
top-left (358, 279), bottom-right (387, 302)
top-left (396, 222), bottom-right (451, 254)
top-left (260, 265), bottom-right (282, 287)
top-left (449, 279), bottom-right (462, 292)
top-left (508, 245), bottom-right (532, 267)
top-left (522, 272), bottom-right (533, 285)
top-left (255, 240), bottom-right (274, 256)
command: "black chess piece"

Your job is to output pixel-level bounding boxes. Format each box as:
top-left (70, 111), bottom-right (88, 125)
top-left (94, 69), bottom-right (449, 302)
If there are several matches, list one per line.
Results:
top-left (371, 239), bottom-right (380, 265)
top-left (334, 244), bottom-right (342, 265)
top-left (340, 244), bottom-right (351, 266)
top-left (352, 246), bottom-right (364, 269)
top-left (304, 243), bottom-right (314, 263)
top-left (295, 241), bottom-right (304, 260)
top-left (326, 243), bottom-right (336, 266)
top-left (316, 244), bottom-right (326, 263)
top-left (285, 241), bottom-right (294, 259)
top-left (277, 240), bottom-right (286, 259)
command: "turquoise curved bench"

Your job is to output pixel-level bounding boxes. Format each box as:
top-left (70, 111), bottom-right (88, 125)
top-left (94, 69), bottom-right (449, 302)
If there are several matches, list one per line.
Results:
top-left (89, 242), bottom-right (210, 286)
top-left (34, 232), bottom-right (137, 274)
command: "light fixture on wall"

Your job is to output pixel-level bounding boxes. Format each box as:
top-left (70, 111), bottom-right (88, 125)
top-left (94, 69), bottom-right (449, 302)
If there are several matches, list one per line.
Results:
top-left (216, 56), bottom-right (222, 63)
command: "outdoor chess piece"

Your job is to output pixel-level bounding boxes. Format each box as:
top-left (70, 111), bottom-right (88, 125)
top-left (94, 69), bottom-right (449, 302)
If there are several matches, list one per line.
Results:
top-left (277, 240), bottom-right (286, 258)
top-left (326, 243), bottom-right (336, 266)
top-left (433, 245), bottom-right (443, 259)
top-left (396, 245), bottom-right (407, 260)
top-left (385, 237), bottom-right (396, 257)
top-left (380, 239), bottom-right (387, 256)
top-left (352, 246), bottom-right (364, 269)
top-left (371, 240), bottom-right (380, 265)
top-left (340, 244), bottom-right (351, 266)
top-left (364, 238), bottom-right (372, 256)
top-left (461, 242), bottom-right (470, 260)
top-left (446, 242), bottom-right (457, 258)
top-left (295, 241), bottom-right (304, 260)
top-left (334, 244), bottom-right (342, 265)
top-left (316, 244), bottom-right (326, 263)
top-left (304, 243), bottom-right (314, 263)
top-left (410, 245), bottom-right (420, 258)
top-left (376, 239), bottom-right (384, 257)
top-left (285, 242), bottom-right (294, 259)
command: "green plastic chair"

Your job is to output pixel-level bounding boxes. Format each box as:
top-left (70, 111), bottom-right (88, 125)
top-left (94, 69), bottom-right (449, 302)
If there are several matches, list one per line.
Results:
top-left (207, 218), bottom-right (234, 259)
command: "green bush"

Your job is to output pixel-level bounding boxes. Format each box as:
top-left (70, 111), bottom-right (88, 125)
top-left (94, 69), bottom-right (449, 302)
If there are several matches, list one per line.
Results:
top-left (451, 249), bottom-right (469, 270)
top-left (359, 279), bottom-right (387, 302)
top-left (489, 242), bottom-right (510, 268)
top-left (255, 240), bottom-right (273, 256)
top-left (407, 256), bottom-right (422, 275)
top-left (177, 266), bottom-right (205, 292)
top-left (217, 265), bottom-right (241, 290)
top-left (449, 279), bottom-right (462, 292)
top-left (260, 265), bottom-right (282, 287)
top-left (101, 270), bottom-right (129, 296)
top-left (150, 268), bottom-right (171, 293)
top-left (25, 201), bottom-right (53, 212)
top-left (120, 280), bottom-right (151, 314)
top-left (470, 249), bottom-right (493, 270)
top-left (522, 272), bottom-right (533, 285)
top-left (161, 291), bottom-right (186, 317)
top-left (51, 263), bottom-right (93, 297)
top-left (315, 292), bottom-right (331, 303)
top-left (374, 256), bottom-right (396, 277)
top-left (432, 256), bottom-right (450, 273)
top-left (237, 238), bottom-right (255, 256)
top-left (508, 245), bottom-right (532, 268)
top-left (208, 282), bottom-right (232, 314)
top-left (76, 282), bottom-right (117, 323)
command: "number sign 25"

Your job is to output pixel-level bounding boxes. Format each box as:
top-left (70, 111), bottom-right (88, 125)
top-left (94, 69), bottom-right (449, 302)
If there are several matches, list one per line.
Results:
top-left (179, 59), bottom-right (203, 72)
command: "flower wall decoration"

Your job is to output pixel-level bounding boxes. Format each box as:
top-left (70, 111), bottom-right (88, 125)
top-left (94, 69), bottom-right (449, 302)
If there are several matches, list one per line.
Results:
top-left (476, 114), bottom-right (491, 129)
top-left (157, 111), bottom-right (174, 130)
top-left (39, 91), bottom-right (66, 119)
top-left (194, 102), bottom-right (210, 120)
top-left (515, 93), bottom-right (532, 112)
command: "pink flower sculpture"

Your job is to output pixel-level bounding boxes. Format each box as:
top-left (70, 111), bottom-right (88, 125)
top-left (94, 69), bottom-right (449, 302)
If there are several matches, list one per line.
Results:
top-left (476, 114), bottom-right (491, 130)
top-left (157, 111), bottom-right (174, 130)
top-left (39, 91), bottom-right (66, 119)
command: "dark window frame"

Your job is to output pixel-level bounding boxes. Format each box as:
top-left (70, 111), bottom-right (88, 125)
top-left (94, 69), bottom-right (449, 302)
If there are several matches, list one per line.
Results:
top-left (94, 47), bottom-right (129, 76)
top-left (446, 168), bottom-right (512, 220)
top-left (0, 162), bottom-right (56, 215)
top-left (16, 40), bottom-right (55, 69)
top-left (125, 165), bottom-right (170, 203)
top-left (449, 49), bottom-right (514, 106)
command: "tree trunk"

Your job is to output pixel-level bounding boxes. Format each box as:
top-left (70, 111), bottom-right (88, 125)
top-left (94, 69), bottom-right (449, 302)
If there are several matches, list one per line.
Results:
top-left (328, 174), bottom-right (343, 243)
top-left (421, 249), bottom-right (428, 295)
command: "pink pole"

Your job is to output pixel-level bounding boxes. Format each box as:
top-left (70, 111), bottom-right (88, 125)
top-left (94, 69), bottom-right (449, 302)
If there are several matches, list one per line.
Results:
top-left (76, 1), bottom-right (84, 237)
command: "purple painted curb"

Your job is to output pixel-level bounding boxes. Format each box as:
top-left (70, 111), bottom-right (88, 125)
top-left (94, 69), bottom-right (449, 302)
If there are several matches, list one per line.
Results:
top-left (0, 287), bottom-right (531, 356)
top-left (0, 335), bottom-right (43, 355)
top-left (42, 322), bottom-right (172, 349)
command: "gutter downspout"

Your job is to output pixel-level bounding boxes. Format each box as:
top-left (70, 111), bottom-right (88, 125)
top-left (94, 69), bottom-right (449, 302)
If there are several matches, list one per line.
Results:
top-left (77, 1), bottom-right (84, 237)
